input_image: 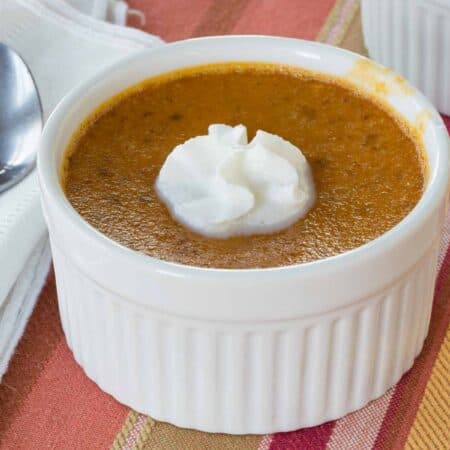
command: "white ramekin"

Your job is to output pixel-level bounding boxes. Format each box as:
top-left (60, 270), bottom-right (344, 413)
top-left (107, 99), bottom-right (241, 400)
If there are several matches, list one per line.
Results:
top-left (38, 36), bottom-right (450, 434)
top-left (361, 0), bottom-right (450, 115)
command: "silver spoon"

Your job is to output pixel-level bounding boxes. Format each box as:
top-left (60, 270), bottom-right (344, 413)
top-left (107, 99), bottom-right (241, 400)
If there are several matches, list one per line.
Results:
top-left (0, 43), bottom-right (42, 193)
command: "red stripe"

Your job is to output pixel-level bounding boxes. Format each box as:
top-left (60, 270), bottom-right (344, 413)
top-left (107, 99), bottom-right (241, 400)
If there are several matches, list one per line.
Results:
top-left (270, 421), bottom-right (336, 449)
top-left (442, 114), bottom-right (450, 129)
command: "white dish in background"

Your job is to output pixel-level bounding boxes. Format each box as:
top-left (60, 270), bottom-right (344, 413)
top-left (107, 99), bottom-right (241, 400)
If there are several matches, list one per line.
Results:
top-left (361, 0), bottom-right (450, 115)
top-left (38, 36), bottom-right (450, 434)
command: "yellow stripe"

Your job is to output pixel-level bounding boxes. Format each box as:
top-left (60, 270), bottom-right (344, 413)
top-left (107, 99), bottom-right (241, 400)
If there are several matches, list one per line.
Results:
top-left (426, 381), bottom-right (448, 425)
top-left (440, 352), bottom-right (449, 372)
top-left (405, 327), bottom-right (450, 449)
top-left (407, 423), bottom-right (424, 450)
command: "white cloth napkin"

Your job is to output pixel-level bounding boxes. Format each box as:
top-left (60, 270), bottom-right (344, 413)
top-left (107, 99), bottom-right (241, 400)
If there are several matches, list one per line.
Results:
top-left (0, 236), bottom-right (51, 377)
top-left (0, 0), bottom-right (163, 379)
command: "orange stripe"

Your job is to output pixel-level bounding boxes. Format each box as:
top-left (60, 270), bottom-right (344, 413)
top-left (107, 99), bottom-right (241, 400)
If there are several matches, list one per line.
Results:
top-left (1, 340), bottom-right (129, 448)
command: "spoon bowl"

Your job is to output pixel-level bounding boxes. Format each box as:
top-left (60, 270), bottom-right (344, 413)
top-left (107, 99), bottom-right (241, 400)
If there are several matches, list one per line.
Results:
top-left (0, 43), bottom-right (42, 193)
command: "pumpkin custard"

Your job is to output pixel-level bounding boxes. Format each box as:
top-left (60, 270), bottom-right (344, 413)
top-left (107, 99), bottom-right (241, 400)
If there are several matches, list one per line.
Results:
top-left (63, 63), bottom-right (426, 269)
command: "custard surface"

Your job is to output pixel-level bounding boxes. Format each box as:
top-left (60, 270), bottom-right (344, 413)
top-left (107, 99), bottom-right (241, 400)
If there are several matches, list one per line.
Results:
top-left (64, 63), bottom-right (425, 268)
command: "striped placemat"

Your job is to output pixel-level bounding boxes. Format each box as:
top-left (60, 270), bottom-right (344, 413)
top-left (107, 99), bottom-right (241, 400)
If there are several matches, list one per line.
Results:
top-left (1, 1), bottom-right (449, 448)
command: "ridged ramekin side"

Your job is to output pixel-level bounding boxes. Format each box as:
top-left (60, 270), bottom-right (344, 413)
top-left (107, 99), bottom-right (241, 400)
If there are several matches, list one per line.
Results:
top-left (361, 0), bottom-right (450, 115)
top-left (50, 238), bottom-right (439, 434)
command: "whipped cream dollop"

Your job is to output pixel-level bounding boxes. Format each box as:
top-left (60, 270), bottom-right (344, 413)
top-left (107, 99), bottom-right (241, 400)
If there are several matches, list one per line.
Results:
top-left (155, 124), bottom-right (315, 238)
